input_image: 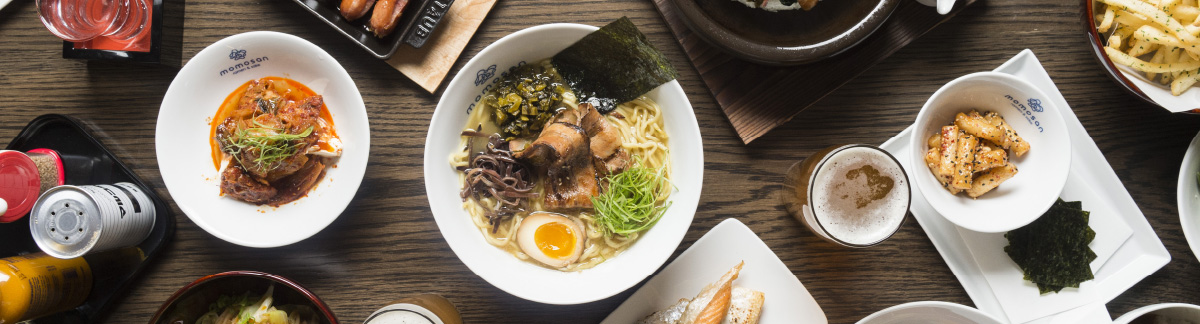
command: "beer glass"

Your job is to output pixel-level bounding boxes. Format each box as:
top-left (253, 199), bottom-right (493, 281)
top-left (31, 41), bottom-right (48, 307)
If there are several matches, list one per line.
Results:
top-left (782, 144), bottom-right (911, 248)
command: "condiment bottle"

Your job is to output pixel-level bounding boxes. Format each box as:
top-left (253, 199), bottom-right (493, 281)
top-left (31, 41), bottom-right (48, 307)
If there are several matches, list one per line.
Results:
top-left (24, 149), bottom-right (65, 195)
top-left (0, 150), bottom-right (42, 223)
top-left (0, 247), bottom-right (144, 323)
top-left (363, 294), bottom-right (462, 324)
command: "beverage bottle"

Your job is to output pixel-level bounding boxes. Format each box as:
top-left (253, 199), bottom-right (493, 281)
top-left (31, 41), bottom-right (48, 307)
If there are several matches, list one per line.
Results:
top-left (0, 247), bottom-right (144, 323)
top-left (37, 0), bottom-right (150, 42)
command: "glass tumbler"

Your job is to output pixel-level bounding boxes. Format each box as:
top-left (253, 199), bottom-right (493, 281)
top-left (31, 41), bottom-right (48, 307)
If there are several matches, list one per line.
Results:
top-left (37, 0), bottom-right (150, 42)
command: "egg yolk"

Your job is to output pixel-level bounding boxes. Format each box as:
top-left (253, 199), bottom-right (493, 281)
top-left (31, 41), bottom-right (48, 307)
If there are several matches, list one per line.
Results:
top-left (534, 222), bottom-right (576, 260)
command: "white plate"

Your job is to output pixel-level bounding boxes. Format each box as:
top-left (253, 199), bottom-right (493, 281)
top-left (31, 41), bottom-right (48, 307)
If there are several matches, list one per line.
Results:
top-left (423, 23), bottom-right (703, 304)
top-left (1176, 131), bottom-right (1200, 262)
top-left (909, 72), bottom-right (1071, 233)
top-left (1112, 303), bottom-right (1200, 324)
top-left (600, 218), bottom-right (827, 324)
top-left (880, 49), bottom-right (1170, 324)
top-left (156, 31), bottom-right (370, 248)
top-left (857, 301), bottom-right (1003, 324)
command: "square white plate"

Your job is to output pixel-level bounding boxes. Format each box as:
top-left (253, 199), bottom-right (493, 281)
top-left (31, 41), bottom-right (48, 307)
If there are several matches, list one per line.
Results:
top-left (600, 218), bottom-right (828, 324)
top-left (879, 49), bottom-right (1171, 323)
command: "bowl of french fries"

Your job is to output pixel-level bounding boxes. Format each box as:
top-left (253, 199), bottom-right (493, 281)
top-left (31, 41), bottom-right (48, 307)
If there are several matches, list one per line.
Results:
top-left (1089, 0), bottom-right (1200, 112)
top-left (911, 72), bottom-right (1071, 233)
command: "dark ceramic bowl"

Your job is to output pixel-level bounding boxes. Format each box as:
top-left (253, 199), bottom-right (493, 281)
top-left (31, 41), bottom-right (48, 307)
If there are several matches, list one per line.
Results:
top-left (670, 0), bottom-right (900, 66)
top-left (148, 271), bottom-right (338, 324)
top-left (1083, 0), bottom-right (1197, 112)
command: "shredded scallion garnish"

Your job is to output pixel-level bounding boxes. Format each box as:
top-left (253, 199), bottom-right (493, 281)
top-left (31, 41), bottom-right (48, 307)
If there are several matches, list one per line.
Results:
top-left (592, 160), bottom-right (672, 236)
top-left (222, 125), bottom-right (313, 174)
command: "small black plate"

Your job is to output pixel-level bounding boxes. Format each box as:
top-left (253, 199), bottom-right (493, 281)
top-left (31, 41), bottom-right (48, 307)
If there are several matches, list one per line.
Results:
top-left (291, 0), bottom-right (451, 59)
top-left (0, 114), bottom-right (176, 324)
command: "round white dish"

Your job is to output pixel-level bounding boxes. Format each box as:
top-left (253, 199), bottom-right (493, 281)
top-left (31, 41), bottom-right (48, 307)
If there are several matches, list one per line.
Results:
top-left (423, 23), bottom-right (703, 304)
top-left (1113, 303), bottom-right (1200, 323)
top-left (156, 31), bottom-right (370, 248)
top-left (857, 301), bottom-right (1004, 324)
top-left (1177, 131), bottom-right (1200, 262)
top-left (909, 71), bottom-right (1071, 233)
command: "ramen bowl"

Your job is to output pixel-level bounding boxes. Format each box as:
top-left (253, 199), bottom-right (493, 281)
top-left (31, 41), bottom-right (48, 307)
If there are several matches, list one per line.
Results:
top-left (857, 301), bottom-right (1003, 324)
top-left (423, 23), bottom-right (703, 304)
top-left (910, 72), bottom-right (1071, 233)
top-left (148, 271), bottom-right (338, 324)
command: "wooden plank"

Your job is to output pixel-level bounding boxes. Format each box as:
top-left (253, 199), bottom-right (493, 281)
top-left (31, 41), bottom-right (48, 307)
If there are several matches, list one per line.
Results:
top-left (653, 0), bottom-right (977, 143)
top-left (387, 0), bottom-right (498, 93)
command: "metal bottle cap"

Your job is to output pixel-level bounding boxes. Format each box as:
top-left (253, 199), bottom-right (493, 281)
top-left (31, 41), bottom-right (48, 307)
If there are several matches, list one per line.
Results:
top-left (0, 150), bottom-right (41, 223)
top-left (30, 187), bottom-right (101, 259)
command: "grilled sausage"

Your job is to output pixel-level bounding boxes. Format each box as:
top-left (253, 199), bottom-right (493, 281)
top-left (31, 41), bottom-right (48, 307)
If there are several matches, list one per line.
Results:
top-left (339, 0), bottom-right (375, 21)
top-left (369, 0), bottom-right (410, 37)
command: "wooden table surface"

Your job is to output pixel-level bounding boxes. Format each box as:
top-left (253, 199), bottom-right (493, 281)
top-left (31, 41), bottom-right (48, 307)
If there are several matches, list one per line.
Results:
top-left (0, 0), bottom-right (1198, 323)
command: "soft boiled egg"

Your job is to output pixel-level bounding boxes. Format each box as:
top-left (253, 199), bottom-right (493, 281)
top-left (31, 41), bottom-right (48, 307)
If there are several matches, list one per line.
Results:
top-left (517, 212), bottom-right (586, 268)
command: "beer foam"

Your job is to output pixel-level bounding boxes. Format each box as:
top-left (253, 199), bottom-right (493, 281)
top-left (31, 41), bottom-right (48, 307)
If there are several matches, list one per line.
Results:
top-left (366, 311), bottom-right (435, 324)
top-left (810, 147), bottom-right (909, 245)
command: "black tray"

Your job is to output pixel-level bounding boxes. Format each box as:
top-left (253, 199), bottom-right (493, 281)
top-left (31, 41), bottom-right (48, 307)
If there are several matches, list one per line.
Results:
top-left (291, 0), bottom-right (454, 59)
top-left (0, 114), bottom-right (176, 323)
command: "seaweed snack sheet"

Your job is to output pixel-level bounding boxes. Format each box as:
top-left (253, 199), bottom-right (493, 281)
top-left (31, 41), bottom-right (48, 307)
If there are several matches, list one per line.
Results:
top-left (953, 176), bottom-right (1132, 323)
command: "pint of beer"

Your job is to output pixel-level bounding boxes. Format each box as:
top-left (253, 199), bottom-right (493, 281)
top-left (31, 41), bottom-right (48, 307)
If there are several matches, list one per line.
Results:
top-left (781, 144), bottom-right (911, 247)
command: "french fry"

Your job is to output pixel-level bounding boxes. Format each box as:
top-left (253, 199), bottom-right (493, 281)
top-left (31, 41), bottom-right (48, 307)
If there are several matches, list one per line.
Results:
top-left (1097, 0), bottom-right (1198, 43)
top-left (951, 132), bottom-right (979, 191)
top-left (968, 163), bottom-right (1018, 198)
top-left (928, 133), bottom-right (941, 149)
top-left (1104, 46), bottom-right (1200, 73)
top-left (1099, 7), bottom-right (1116, 32)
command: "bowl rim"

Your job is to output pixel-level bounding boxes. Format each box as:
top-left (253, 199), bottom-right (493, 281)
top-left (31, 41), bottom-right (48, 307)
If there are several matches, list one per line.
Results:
top-left (1080, 0), bottom-right (1195, 111)
top-left (147, 271), bottom-right (339, 324)
top-left (857, 301), bottom-right (1003, 324)
top-left (909, 71), bottom-right (1072, 233)
top-left (1176, 130), bottom-right (1200, 263)
top-left (154, 30), bottom-right (370, 248)
top-left (1113, 303), bottom-right (1200, 323)
top-left (669, 0), bottom-right (901, 66)
top-left (422, 23), bottom-right (702, 304)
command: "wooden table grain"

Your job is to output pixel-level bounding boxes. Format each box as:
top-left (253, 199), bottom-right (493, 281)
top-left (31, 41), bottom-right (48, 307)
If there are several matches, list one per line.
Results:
top-left (0, 0), bottom-right (1197, 323)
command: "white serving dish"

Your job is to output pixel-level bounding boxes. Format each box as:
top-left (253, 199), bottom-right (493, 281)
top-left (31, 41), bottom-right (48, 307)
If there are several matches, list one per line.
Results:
top-left (600, 218), bottom-right (827, 324)
top-left (1112, 303), bottom-right (1200, 324)
top-left (910, 72), bottom-right (1071, 233)
top-left (156, 31), bottom-right (370, 248)
top-left (881, 49), bottom-right (1170, 324)
top-left (1176, 131), bottom-right (1200, 262)
top-left (423, 23), bottom-right (703, 304)
top-left (857, 301), bottom-right (1003, 324)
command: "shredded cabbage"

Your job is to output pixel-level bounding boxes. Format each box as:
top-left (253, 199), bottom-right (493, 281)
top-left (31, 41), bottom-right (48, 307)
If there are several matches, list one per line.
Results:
top-left (194, 285), bottom-right (318, 324)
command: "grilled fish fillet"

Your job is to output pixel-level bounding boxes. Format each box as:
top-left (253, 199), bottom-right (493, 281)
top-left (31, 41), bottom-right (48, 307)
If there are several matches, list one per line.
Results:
top-left (638, 262), bottom-right (765, 324)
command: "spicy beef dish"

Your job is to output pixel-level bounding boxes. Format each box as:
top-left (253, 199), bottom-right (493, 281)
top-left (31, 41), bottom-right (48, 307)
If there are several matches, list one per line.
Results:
top-left (211, 77), bottom-right (342, 206)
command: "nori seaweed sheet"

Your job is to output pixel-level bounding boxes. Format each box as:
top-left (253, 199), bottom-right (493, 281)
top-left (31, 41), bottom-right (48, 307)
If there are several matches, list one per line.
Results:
top-left (1004, 199), bottom-right (1096, 294)
top-left (551, 17), bottom-right (679, 114)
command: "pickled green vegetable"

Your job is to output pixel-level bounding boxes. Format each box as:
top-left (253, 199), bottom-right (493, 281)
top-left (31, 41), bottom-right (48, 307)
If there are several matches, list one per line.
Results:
top-left (483, 61), bottom-right (569, 140)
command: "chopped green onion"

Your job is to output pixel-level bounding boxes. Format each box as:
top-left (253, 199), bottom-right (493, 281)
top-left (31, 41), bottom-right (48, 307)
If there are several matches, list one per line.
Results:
top-left (592, 159), bottom-right (672, 236)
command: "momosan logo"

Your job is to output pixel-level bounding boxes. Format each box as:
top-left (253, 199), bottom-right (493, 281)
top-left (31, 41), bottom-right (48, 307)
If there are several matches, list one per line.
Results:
top-left (220, 48), bottom-right (268, 76)
top-left (229, 49), bottom-right (247, 60)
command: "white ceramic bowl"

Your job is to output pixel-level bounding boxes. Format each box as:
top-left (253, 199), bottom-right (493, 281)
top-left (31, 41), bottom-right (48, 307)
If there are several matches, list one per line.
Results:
top-left (857, 301), bottom-right (1004, 324)
top-left (1177, 131), bottom-right (1200, 261)
top-left (156, 31), bottom-right (370, 248)
top-left (910, 72), bottom-right (1071, 233)
top-left (423, 23), bottom-right (703, 304)
top-left (1113, 303), bottom-right (1200, 323)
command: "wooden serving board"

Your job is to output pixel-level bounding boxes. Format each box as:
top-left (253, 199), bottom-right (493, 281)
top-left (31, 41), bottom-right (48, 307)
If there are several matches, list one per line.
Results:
top-left (387, 0), bottom-right (498, 93)
top-left (652, 0), bottom-right (977, 144)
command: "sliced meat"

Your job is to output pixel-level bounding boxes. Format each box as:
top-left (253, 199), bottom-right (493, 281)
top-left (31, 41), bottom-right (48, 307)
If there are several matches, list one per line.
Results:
top-left (545, 159), bottom-right (600, 210)
top-left (578, 103), bottom-right (623, 159)
top-left (278, 95), bottom-right (322, 135)
top-left (597, 149), bottom-right (630, 176)
top-left (220, 165), bottom-right (277, 204)
top-left (268, 158), bottom-right (327, 206)
top-left (515, 122), bottom-right (589, 167)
